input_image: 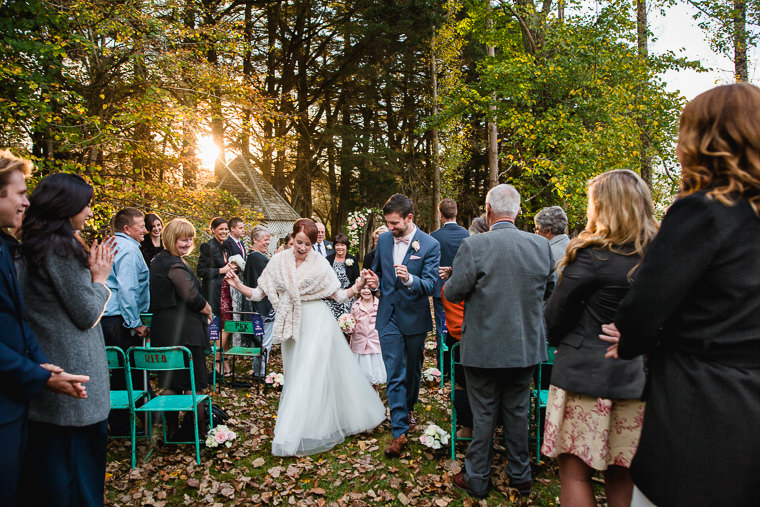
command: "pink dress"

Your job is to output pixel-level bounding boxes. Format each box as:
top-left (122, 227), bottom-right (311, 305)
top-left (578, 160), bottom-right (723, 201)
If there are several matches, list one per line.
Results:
top-left (349, 298), bottom-right (386, 385)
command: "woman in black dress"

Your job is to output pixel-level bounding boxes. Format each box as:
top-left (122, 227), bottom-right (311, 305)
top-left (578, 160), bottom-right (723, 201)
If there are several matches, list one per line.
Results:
top-left (139, 213), bottom-right (163, 266)
top-left (326, 232), bottom-right (360, 321)
top-left (150, 219), bottom-right (212, 437)
top-left (197, 217), bottom-right (234, 375)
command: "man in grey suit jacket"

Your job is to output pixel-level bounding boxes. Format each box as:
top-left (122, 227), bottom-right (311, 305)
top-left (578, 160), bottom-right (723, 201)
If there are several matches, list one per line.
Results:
top-left (444, 184), bottom-right (554, 499)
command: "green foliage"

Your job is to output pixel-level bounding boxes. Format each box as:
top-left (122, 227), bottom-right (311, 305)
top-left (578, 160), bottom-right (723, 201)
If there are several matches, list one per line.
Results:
top-left (434, 0), bottom-right (687, 229)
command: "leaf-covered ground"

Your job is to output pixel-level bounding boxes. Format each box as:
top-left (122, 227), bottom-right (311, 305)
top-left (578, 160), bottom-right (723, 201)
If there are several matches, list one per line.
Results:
top-left (104, 336), bottom-right (592, 506)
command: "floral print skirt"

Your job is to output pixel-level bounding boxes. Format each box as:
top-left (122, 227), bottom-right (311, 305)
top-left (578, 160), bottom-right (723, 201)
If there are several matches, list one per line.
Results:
top-left (541, 385), bottom-right (645, 470)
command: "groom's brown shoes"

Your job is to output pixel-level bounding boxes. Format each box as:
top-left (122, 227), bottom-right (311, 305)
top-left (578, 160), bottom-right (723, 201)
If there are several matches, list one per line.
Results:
top-left (452, 471), bottom-right (488, 499)
top-left (384, 434), bottom-right (407, 458)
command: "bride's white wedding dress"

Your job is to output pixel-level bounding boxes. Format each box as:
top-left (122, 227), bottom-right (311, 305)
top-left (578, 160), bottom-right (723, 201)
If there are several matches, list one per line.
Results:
top-left (273, 299), bottom-right (385, 456)
top-left (243, 248), bottom-right (385, 456)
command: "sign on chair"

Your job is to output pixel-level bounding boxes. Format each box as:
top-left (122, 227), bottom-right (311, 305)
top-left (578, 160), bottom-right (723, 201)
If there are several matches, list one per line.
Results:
top-left (209, 317), bottom-right (220, 342)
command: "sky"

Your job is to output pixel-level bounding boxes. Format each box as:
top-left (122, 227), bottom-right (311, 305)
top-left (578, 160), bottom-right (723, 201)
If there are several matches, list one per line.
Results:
top-left (649, 1), bottom-right (758, 100)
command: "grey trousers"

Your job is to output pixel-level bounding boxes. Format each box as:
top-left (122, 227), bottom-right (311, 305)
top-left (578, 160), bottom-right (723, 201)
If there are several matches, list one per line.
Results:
top-left (463, 365), bottom-right (535, 496)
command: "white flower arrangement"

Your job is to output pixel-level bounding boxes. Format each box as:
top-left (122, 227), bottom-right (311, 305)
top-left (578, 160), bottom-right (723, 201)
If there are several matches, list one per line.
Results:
top-left (205, 424), bottom-right (237, 448)
top-left (338, 313), bottom-right (356, 333)
top-left (265, 372), bottom-right (284, 387)
top-left (345, 258), bottom-right (354, 267)
top-left (424, 340), bottom-right (437, 351)
top-left (422, 367), bottom-right (441, 382)
top-left (411, 240), bottom-right (420, 252)
top-left (419, 424), bottom-right (449, 450)
top-left (326, 244), bottom-right (333, 250)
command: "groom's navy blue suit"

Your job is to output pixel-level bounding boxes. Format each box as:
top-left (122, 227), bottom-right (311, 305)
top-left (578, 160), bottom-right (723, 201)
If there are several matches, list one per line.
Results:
top-left (372, 228), bottom-right (440, 438)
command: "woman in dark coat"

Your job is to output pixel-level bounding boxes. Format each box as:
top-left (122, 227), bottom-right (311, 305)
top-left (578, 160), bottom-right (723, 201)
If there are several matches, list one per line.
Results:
top-left (197, 217), bottom-right (234, 375)
top-left (362, 225), bottom-right (387, 270)
top-left (140, 213), bottom-right (163, 266)
top-left (602, 84), bottom-right (760, 507)
top-left (150, 219), bottom-right (212, 437)
top-left (542, 170), bottom-right (657, 507)
top-left (326, 233), bottom-right (359, 320)
top-left (241, 225), bottom-right (275, 376)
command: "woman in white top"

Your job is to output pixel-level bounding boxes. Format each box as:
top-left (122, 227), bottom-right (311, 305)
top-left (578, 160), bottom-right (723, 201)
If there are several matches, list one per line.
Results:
top-left (226, 218), bottom-right (385, 456)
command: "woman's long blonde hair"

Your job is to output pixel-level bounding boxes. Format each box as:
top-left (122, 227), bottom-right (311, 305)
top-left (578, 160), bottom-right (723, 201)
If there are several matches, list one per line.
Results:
top-left (678, 83), bottom-right (760, 213)
top-left (558, 169), bottom-right (659, 279)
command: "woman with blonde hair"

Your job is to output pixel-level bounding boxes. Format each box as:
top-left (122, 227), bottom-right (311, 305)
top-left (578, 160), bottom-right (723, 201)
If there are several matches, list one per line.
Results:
top-left (542, 169), bottom-right (658, 507)
top-left (602, 83), bottom-right (760, 506)
top-left (149, 219), bottom-right (213, 440)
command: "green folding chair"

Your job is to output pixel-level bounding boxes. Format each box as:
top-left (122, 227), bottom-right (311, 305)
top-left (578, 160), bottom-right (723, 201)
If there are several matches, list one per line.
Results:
top-left (532, 345), bottom-right (557, 461)
top-left (126, 346), bottom-right (213, 466)
top-left (219, 312), bottom-right (267, 390)
top-left (439, 312), bottom-right (448, 389)
top-left (105, 346), bottom-right (149, 448)
top-left (449, 341), bottom-right (472, 460)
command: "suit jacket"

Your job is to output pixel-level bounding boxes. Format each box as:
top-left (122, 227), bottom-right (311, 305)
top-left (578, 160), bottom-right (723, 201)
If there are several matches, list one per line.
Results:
top-left (372, 228), bottom-right (440, 335)
top-left (196, 238), bottom-right (230, 315)
top-left (444, 221), bottom-right (554, 369)
top-left (544, 246), bottom-right (645, 399)
top-left (313, 240), bottom-right (333, 256)
top-left (224, 236), bottom-right (247, 259)
top-left (0, 233), bottom-right (50, 424)
top-left (430, 222), bottom-right (470, 299)
top-left (325, 252), bottom-right (360, 286)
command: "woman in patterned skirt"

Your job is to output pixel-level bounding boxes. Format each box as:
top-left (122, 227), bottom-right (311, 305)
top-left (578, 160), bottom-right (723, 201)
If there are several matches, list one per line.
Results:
top-left (325, 233), bottom-right (360, 321)
top-left (542, 169), bottom-right (658, 507)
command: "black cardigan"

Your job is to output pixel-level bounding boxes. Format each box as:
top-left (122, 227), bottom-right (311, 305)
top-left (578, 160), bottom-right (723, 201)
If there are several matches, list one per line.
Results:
top-left (615, 191), bottom-right (760, 507)
top-left (544, 246), bottom-right (645, 399)
top-left (149, 251), bottom-right (208, 348)
top-left (325, 252), bottom-right (360, 287)
top-left (241, 250), bottom-right (274, 317)
top-left (196, 239), bottom-right (230, 315)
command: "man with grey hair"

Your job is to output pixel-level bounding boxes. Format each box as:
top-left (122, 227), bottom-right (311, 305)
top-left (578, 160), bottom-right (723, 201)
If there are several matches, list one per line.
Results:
top-left (445, 184), bottom-right (555, 499)
top-left (534, 206), bottom-right (570, 279)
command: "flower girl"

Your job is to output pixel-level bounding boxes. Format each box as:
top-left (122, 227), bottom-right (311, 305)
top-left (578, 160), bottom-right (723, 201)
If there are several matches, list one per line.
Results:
top-left (350, 287), bottom-right (386, 387)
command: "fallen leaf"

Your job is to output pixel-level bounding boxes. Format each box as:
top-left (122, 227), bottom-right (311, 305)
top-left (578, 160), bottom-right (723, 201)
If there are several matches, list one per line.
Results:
top-left (187, 478), bottom-right (200, 488)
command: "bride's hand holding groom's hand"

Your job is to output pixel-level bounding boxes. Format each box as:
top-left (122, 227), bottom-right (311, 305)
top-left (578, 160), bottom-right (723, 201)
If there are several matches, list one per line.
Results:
top-left (361, 269), bottom-right (379, 290)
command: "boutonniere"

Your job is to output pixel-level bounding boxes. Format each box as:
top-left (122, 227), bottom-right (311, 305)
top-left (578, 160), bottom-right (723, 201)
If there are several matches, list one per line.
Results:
top-left (411, 240), bottom-right (420, 252)
top-left (326, 244), bottom-right (333, 250)
top-left (345, 258), bottom-right (354, 266)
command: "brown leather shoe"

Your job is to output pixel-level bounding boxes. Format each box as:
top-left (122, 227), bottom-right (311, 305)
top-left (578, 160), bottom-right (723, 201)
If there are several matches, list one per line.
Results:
top-left (408, 411), bottom-right (417, 432)
top-left (452, 471), bottom-right (488, 499)
top-left (384, 434), bottom-right (408, 458)
top-left (510, 480), bottom-right (532, 497)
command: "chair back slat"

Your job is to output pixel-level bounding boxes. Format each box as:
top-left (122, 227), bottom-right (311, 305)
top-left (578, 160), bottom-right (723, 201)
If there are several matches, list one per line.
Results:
top-left (106, 346), bottom-right (124, 370)
top-left (129, 346), bottom-right (189, 371)
top-left (140, 313), bottom-right (153, 327)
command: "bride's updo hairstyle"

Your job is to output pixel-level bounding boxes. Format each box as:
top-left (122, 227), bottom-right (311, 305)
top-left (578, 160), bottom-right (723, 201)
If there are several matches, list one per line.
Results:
top-left (293, 218), bottom-right (318, 244)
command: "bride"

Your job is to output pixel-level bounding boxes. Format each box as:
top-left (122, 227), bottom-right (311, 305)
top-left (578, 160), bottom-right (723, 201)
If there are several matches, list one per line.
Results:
top-left (226, 218), bottom-right (386, 456)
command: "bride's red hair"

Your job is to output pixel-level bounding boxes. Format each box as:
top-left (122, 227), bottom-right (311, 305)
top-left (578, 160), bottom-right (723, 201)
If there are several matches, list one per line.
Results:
top-left (293, 218), bottom-right (318, 244)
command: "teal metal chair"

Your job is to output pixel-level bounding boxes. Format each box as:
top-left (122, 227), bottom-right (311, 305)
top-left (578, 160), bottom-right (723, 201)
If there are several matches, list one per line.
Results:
top-left (439, 312), bottom-right (448, 389)
top-left (126, 346), bottom-right (213, 466)
top-left (532, 345), bottom-right (557, 461)
top-left (106, 346), bottom-right (149, 448)
top-left (219, 312), bottom-right (266, 390)
top-left (448, 341), bottom-right (472, 460)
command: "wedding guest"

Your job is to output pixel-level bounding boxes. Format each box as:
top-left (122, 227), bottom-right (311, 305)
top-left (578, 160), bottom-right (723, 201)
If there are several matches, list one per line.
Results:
top-left (431, 199), bottom-right (469, 374)
top-left (602, 83), bottom-right (760, 507)
top-left (325, 232), bottom-right (359, 321)
top-left (140, 213), bottom-right (163, 266)
top-left (224, 216), bottom-right (247, 259)
top-left (313, 221), bottom-right (332, 256)
top-left (349, 287), bottom-right (386, 388)
top-left (149, 219), bottom-right (213, 439)
top-left (274, 234), bottom-right (294, 253)
top-left (17, 173), bottom-right (116, 506)
top-left (445, 184), bottom-right (554, 499)
top-left (542, 170), bottom-right (657, 507)
top-left (197, 217), bottom-right (234, 377)
top-left (468, 215), bottom-right (489, 234)
top-left (102, 207), bottom-right (151, 436)
top-left (0, 152), bottom-right (89, 506)
top-left (534, 206), bottom-right (570, 281)
top-left (241, 225), bottom-right (275, 376)
top-left (362, 225), bottom-right (388, 270)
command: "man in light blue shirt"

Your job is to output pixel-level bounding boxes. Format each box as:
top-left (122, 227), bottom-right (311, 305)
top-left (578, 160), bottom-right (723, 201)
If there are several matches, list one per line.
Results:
top-left (101, 207), bottom-right (150, 434)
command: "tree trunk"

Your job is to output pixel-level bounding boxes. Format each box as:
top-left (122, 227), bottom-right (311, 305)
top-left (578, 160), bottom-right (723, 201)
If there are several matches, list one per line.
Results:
top-left (431, 31), bottom-right (441, 229)
top-left (486, 4), bottom-right (498, 188)
top-left (733, 0), bottom-right (748, 81)
top-left (637, 0), bottom-right (652, 186)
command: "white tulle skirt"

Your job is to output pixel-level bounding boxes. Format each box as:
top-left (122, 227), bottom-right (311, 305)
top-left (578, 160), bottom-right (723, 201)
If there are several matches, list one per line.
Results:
top-left (272, 300), bottom-right (386, 456)
top-left (353, 352), bottom-right (387, 385)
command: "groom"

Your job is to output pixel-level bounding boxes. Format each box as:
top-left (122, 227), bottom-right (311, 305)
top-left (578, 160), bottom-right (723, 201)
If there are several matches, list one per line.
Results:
top-left (366, 194), bottom-right (440, 457)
